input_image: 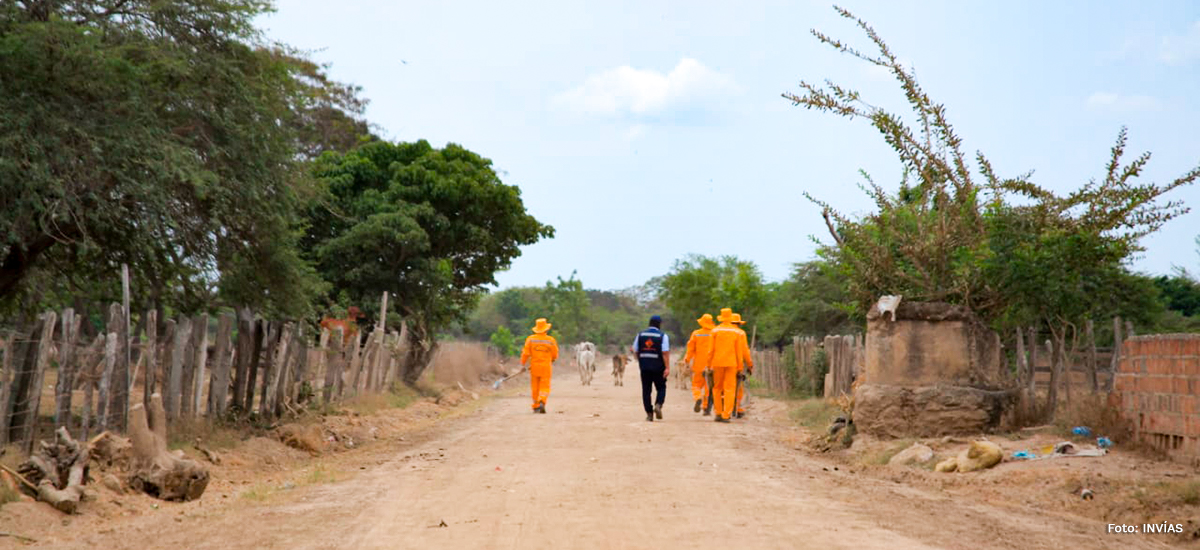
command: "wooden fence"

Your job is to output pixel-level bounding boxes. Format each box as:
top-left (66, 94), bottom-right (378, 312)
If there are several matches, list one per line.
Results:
top-left (750, 334), bottom-right (862, 398)
top-left (0, 295), bottom-right (406, 455)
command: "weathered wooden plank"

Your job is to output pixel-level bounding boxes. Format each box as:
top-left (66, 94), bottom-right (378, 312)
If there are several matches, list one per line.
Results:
top-left (320, 328), bottom-right (336, 403)
top-left (98, 328), bottom-right (116, 433)
top-left (144, 310), bottom-right (158, 411)
top-left (289, 324), bottom-right (310, 407)
top-left (191, 314), bottom-right (209, 416)
top-left (244, 319), bottom-right (266, 413)
top-left (231, 309), bottom-right (254, 412)
top-left (346, 331), bottom-right (364, 396)
top-left (265, 322), bottom-right (294, 419)
top-left (103, 303), bottom-right (130, 432)
top-left (209, 313), bottom-right (234, 417)
top-left (53, 309), bottom-right (77, 431)
top-left (257, 322), bottom-right (280, 417)
top-left (166, 316), bottom-right (192, 421)
top-left (331, 327), bottom-right (347, 402)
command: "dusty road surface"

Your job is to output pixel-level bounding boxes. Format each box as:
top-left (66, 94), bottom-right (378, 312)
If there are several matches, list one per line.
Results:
top-left (31, 372), bottom-right (1173, 550)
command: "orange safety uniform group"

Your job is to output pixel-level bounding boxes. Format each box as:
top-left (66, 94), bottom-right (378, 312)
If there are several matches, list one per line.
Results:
top-left (520, 318), bottom-right (559, 413)
top-left (689, 308), bottom-right (753, 422)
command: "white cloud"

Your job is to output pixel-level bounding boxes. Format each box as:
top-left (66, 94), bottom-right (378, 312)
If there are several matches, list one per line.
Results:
top-left (1160, 20), bottom-right (1200, 65)
top-left (1085, 91), bottom-right (1161, 112)
top-left (552, 58), bottom-right (738, 119)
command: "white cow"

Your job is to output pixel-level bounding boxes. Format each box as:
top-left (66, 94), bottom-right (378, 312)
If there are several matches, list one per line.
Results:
top-left (575, 342), bottom-right (597, 385)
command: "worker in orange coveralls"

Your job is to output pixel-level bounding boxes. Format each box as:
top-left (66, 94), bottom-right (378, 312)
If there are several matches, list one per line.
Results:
top-left (730, 313), bottom-right (754, 418)
top-left (520, 318), bottom-right (559, 414)
top-left (683, 313), bottom-right (716, 415)
top-left (705, 308), bottom-right (746, 423)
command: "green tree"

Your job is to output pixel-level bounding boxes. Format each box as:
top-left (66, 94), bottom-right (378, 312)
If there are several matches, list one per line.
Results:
top-left (659, 255), bottom-right (768, 331)
top-left (304, 140), bottom-right (553, 385)
top-left (0, 1), bottom-right (368, 318)
top-left (489, 325), bottom-right (517, 357)
top-left (542, 271), bottom-right (590, 344)
top-left (783, 6), bottom-right (1197, 412)
top-left (758, 261), bottom-right (854, 346)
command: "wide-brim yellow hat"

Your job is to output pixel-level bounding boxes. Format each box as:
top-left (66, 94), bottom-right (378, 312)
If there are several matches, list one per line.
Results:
top-left (717, 308), bottom-right (734, 322)
top-left (532, 318), bottom-right (552, 333)
top-left (697, 313), bottom-right (714, 327)
top-left (731, 313), bottom-right (745, 325)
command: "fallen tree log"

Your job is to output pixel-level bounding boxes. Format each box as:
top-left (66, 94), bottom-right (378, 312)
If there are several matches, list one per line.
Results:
top-left (126, 393), bottom-right (209, 501)
top-left (17, 427), bottom-right (89, 514)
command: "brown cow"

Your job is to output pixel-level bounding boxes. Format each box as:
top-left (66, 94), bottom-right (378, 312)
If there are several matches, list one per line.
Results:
top-left (320, 306), bottom-right (365, 344)
top-left (611, 354), bottom-right (627, 386)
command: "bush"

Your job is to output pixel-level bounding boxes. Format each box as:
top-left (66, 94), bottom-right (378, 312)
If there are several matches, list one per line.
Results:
top-left (788, 348), bottom-right (828, 398)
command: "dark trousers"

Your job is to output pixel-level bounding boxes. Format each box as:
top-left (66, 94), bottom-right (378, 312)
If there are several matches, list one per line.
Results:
top-left (640, 368), bottom-right (666, 413)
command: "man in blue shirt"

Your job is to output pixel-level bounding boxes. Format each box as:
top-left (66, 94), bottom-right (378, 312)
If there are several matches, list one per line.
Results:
top-left (632, 315), bottom-right (670, 422)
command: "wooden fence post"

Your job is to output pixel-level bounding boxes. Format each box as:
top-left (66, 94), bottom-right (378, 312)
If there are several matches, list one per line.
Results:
top-left (257, 322), bottom-right (280, 417)
top-left (290, 324), bottom-right (311, 406)
top-left (98, 327), bottom-right (116, 432)
top-left (103, 303), bottom-right (130, 431)
top-left (144, 310), bottom-right (158, 410)
top-left (268, 322), bottom-right (295, 419)
top-left (347, 332), bottom-right (364, 396)
top-left (208, 313), bottom-right (234, 418)
top-left (16, 312), bottom-right (57, 451)
top-left (166, 316), bottom-right (192, 421)
top-left (79, 333), bottom-right (103, 440)
top-left (191, 314), bottom-right (209, 416)
top-left (231, 310), bottom-right (254, 412)
top-left (1108, 317), bottom-right (1123, 392)
top-left (327, 327), bottom-right (345, 403)
top-left (53, 308), bottom-right (78, 431)
top-left (316, 328), bottom-right (331, 402)
top-left (0, 332), bottom-right (12, 445)
top-left (1026, 327), bottom-right (1038, 394)
top-left (244, 319), bottom-right (266, 413)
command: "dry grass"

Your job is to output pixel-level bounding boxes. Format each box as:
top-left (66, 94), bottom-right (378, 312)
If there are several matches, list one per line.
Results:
top-left (340, 384), bottom-right (421, 416)
top-left (788, 398), bottom-right (842, 433)
top-left (428, 341), bottom-right (506, 387)
top-left (167, 417), bottom-right (246, 451)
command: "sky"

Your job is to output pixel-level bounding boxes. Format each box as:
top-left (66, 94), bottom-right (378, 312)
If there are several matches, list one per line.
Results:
top-left (259, 0), bottom-right (1200, 291)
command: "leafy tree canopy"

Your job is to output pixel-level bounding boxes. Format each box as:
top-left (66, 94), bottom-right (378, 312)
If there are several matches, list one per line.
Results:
top-left (304, 140), bottom-right (553, 383)
top-left (0, 0), bottom-right (369, 318)
top-left (658, 255), bottom-right (768, 332)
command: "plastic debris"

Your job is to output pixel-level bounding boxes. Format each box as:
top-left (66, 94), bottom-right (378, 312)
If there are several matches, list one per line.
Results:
top-left (1072, 426), bottom-right (1092, 437)
top-left (1081, 489), bottom-right (1094, 500)
top-left (1096, 437), bottom-right (1113, 448)
top-left (1012, 450), bottom-right (1036, 459)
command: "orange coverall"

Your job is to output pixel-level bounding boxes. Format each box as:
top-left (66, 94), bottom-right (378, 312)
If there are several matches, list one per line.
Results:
top-left (684, 316), bottom-right (716, 403)
top-left (706, 317), bottom-right (746, 421)
top-left (521, 332), bottom-right (558, 409)
top-left (735, 325), bottom-right (753, 414)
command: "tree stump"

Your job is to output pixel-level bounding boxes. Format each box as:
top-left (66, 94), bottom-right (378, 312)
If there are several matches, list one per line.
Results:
top-left (17, 427), bottom-right (89, 514)
top-left (127, 394), bottom-right (209, 501)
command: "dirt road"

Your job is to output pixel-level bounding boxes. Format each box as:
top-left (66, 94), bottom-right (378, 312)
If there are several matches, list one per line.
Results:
top-left (33, 373), bottom-right (1174, 550)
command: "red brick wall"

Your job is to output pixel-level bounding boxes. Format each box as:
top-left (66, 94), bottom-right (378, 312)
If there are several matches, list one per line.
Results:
top-left (1113, 334), bottom-right (1200, 463)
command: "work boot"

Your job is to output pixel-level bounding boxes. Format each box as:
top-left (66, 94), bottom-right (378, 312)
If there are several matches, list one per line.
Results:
top-left (536, 402), bottom-right (546, 414)
top-left (654, 403), bottom-right (663, 420)
top-left (646, 413), bottom-right (654, 422)
top-left (715, 415), bottom-right (729, 423)
top-left (736, 411), bottom-right (745, 419)
top-left (694, 399), bottom-right (702, 413)
top-left (703, 407), bottom-right (712, 416)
